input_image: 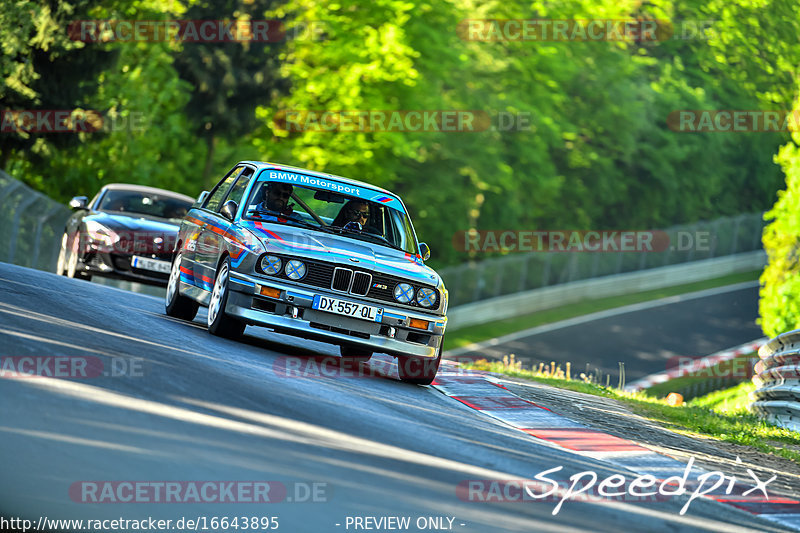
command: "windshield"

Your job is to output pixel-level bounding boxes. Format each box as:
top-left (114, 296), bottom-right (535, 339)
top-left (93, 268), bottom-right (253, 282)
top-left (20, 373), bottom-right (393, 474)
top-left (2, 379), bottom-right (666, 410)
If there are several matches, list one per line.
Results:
top-left (98, 190), bottom-right (192, 220)
top-left (244, 179), bottom-right (419, 255)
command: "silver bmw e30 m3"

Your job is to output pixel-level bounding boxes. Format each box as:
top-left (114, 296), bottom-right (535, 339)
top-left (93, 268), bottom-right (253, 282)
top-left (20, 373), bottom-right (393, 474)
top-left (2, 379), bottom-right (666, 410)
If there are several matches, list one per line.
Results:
top-left (165, 161), bottom-right (448, 384)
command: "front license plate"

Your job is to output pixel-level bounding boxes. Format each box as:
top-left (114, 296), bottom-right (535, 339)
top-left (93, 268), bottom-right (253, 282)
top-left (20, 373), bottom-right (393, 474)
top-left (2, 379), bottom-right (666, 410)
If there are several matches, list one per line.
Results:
top-left (131, 256), bottom-right (171, 274)
top-left (312, 295), bottom-right (383, 322)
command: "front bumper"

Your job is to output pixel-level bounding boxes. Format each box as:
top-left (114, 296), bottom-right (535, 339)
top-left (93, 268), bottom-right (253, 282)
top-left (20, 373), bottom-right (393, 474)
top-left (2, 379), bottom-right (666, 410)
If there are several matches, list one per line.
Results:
top-left (223, 272), bottom-right (447, 358)
top-left (81, 250), bottom-right (171, 286)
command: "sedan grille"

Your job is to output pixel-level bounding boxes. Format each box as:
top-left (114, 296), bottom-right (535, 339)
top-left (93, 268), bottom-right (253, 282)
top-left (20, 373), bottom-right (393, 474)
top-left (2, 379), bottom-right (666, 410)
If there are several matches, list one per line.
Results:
top-left (351, 272), bottom-right (372, 296)
top-left (331, 268), bottom-right (352, 292)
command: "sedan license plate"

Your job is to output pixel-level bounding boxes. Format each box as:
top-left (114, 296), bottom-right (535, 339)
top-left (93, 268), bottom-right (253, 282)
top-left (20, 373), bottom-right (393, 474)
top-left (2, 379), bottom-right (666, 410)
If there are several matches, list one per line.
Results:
top-left (312, 295), bottom-right (383, 322)
top-left (131, 256), bottom-right (171, 274)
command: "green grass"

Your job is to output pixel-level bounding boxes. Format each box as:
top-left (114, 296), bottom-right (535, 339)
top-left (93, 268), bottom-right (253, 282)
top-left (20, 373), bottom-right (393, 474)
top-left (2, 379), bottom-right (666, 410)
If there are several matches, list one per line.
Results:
top-left (627, 392), bottom-right (800, 463)
top-left (688, 381), bottom-right (757, 413)
top-left (447, 270), bottom-right (761, 349)
top-left (643, 352), bottom-right (758, 400)
top-left (463, 358), bottom-right (800, 463)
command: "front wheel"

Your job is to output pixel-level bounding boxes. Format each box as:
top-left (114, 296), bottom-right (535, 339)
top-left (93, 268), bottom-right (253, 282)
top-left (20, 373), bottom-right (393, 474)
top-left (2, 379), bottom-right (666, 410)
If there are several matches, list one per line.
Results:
top-left (56, 232), bottom-right (68, 275)
top-left (165, 251), bottom-right (199, 321)
top-left (397, 340), bottom-right (442, 385)
top-left (65, 232), bottom-right (91, 280)
top-left (208, 258), bottom-right (246, 339)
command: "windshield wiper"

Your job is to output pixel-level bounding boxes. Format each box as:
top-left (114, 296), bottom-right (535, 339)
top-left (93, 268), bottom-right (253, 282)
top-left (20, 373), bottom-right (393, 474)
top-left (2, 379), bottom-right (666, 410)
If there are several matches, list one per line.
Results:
top-left (357, 233), bottom-right (408, 253)
top-left (327, 226), bottom-right (408, 253)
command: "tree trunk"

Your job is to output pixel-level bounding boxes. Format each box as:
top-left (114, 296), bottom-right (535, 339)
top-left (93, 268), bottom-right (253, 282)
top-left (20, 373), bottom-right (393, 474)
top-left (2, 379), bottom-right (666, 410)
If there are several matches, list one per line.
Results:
top-left (0, 145), bottom-right (12, 172)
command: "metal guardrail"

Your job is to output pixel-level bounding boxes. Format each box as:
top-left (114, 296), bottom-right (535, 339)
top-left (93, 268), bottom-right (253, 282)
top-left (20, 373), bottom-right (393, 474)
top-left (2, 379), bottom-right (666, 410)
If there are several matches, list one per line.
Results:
top-left (751, 330), bottom-right (800, 433)
top-left (439, 213), bottom-right (765, 307)
top-left (447, 252), bottom-right (765, 330)
top-left (0, 170), bottom-right (71, 271)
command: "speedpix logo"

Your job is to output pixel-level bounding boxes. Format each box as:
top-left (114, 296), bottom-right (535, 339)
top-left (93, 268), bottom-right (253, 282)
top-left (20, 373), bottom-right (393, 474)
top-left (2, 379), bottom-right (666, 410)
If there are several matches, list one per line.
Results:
top-left (458, 457), bottom-right (776, 516)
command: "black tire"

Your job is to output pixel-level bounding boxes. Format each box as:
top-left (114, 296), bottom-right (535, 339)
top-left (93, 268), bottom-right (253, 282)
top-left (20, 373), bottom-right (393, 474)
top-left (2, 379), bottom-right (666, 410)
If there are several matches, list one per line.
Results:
top-left (207, 257), bottom-right (246, 339)
top-left (56, 232), bottom-right (68, 275)
top-left (339, 344), bottom-right (373, 362)
top-left (397, 340), bottom-right (442, 385)
top-left (64, 232), bottom-right (91, 280)
top-left (165, 251), bottom-right (200, 321)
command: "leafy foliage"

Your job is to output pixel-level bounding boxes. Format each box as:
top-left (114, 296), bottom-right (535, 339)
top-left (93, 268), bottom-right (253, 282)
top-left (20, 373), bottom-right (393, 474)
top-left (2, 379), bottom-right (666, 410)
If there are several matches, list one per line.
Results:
top-left (0, 0), bottom-right (117, 168)
top-left (760, 130), bottom-right (800, 337)
top-left (2, 0), bottom-right (799, 278)
top-left (172, 0), bottom-right (289, 187)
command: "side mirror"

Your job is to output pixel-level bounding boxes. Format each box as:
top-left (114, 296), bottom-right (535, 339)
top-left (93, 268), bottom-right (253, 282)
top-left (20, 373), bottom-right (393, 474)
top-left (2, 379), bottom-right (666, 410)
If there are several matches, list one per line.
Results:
top-left (195, 190), bottom-right (209, 205)
top-left (419, 242), bottom-right (431, 261)
top-left (69, 196), bottom-right (88, 210)
top-left (220, 200), bottom-right (238, 222)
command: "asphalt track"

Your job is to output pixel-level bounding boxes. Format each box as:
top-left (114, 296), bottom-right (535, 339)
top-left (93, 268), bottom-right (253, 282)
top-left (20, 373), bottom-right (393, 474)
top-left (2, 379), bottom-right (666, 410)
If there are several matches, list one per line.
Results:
top-left (0, 263), bottom-right (789, 532)
top-left (448, 283), bottom-right (762, 381)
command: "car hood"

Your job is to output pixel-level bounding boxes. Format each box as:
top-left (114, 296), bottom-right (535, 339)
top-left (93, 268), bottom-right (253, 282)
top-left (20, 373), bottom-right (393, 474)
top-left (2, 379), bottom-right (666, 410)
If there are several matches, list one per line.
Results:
top-left (88, 211), bottom-right (181, 233)
top-left (240, 221), bottom-right (442, 288)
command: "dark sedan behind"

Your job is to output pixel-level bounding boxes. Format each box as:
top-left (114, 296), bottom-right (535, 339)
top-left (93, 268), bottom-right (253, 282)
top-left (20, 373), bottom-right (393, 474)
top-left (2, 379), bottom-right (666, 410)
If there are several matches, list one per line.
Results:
top-left (56, 184), bottom-right (195, 286)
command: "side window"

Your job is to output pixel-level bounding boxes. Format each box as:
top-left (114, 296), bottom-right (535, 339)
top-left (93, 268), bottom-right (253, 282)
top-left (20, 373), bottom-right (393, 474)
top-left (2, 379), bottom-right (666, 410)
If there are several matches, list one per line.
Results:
top-left (204, 166), bottom-right (245, 212)
top-left (219, 168), bottom-right (254, 212)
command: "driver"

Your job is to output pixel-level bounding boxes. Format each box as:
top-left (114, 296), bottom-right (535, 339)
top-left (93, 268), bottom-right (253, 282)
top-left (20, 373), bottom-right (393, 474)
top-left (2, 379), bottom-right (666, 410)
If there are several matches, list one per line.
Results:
top-left (261, 182), bottom-right (295, 214)
top-left (333, 200), bottom-right (369, 227)
top-left (332, 200), bottom-right (379, 234)
top-left (254, 182), bottom-right (301, 222)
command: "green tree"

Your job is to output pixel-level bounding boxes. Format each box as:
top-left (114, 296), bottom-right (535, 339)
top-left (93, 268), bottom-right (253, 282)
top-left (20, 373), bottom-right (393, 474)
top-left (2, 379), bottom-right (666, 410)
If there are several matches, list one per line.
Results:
top-left (0, 0), bottom-right (117, 169)
top-left (760, 132), bottom-right (800, 337)
top-left (172, 0), bottom-right (288, 188)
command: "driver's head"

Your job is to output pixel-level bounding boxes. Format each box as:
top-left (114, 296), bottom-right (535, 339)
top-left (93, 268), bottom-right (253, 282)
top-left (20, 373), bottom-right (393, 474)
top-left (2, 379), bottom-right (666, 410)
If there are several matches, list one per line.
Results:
top-left (265, 183), bottom-right (293, 211)
top-left (344, 201), bottom-right (370, 223)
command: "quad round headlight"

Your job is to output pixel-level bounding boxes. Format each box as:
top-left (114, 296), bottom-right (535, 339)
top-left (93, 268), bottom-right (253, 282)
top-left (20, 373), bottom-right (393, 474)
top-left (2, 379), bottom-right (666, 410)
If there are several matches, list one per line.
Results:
top-left (285, 260), bottom-right (306, 280)
top-left (261, 255), bottom-right (282, 275)
top-left (416, 287), bottom-right (437, 308)
top-left (393, 283), bottom-right (415, 304)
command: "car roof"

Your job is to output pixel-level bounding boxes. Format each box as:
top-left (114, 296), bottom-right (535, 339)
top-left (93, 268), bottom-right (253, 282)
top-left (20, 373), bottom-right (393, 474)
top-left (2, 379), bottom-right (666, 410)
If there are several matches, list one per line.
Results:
top-left (101, 183), bottom-right (195, 203)
top-left (240, 161), bottom-right (398, 198)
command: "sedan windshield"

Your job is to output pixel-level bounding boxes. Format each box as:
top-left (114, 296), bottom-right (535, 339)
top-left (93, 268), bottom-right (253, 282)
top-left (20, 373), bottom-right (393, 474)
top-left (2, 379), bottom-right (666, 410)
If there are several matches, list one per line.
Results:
top-left (244, 179), bottom-right (419, 255)
top-left (98, 190), bottom-right (192, 220)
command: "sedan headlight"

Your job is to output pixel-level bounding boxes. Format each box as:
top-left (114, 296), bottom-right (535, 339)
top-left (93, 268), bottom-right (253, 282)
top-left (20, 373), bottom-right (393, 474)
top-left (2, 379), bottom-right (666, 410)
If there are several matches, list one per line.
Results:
top-left (416, 287), bottom-right (437, 308)
top-left (393, 283), bottom-right (415, 304)
top-left (285, 260), bottom-right (306, 280)
top-left (261, 255), bottom-right (282, 275)
top-left (84, 220), bottom-right (119, 247)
